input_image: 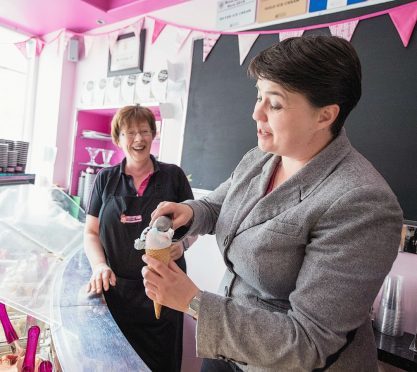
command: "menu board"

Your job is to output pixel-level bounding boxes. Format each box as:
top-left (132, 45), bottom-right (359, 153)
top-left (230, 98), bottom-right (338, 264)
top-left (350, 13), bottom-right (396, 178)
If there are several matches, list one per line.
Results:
top-left (256, 0), bottom-right (307, 23)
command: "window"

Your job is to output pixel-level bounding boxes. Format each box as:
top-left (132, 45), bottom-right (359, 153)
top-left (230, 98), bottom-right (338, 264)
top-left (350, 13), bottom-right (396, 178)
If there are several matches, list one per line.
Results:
top-left (0, 26), bottom-right (31, 140)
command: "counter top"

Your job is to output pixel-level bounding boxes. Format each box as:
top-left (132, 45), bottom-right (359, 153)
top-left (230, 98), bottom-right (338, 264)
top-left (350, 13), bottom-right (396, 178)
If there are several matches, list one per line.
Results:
top-left (0, 173), bottom-right (35, 185)
top-left (51, 249), bottom-right (150, 371)
top-left (374, 329), bottom-right (417, 371)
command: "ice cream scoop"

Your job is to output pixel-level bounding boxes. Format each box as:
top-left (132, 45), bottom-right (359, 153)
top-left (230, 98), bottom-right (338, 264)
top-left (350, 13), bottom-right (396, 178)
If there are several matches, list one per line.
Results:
top-left (0, 303), bottom-right (18, 345)
top-left (0, 303), bottom-right (23, 357)
top-left (136, 216), bottom-right (174, 319)
top-left (21, 326), bottom-right (40, 372)
top-left (38, 360), bottom-right (53, 372)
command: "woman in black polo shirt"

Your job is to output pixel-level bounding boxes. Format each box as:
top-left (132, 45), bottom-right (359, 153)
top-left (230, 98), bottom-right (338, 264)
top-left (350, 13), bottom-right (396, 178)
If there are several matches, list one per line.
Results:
top-left (84, 105), bottom-right (193, 372)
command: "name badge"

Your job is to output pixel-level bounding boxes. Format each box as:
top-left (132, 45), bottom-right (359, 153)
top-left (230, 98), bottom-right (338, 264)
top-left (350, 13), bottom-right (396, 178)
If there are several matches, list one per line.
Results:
top-left (120, 214), bottom-right (142, 224)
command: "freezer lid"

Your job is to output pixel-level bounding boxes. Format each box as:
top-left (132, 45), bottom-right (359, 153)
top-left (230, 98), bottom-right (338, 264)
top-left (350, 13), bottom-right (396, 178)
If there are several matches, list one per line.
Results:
top-left (0, 185), bottom-right (85, 324)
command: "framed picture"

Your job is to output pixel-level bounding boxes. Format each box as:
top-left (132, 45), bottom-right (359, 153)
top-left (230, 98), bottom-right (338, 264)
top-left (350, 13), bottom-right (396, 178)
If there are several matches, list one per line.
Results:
top-left (107, 30), bottom-right (146, 77)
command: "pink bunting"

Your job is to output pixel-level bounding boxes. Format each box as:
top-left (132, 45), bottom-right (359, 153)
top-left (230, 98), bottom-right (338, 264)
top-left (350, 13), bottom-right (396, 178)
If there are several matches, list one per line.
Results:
top-left (57, 32), bottom-right (72, 57)
top-left (14, 38), bottom-right (44, 58)
top-left (14, 41), bottom-right (28, 58)
top-left (203, 33), bottom-right (221, 62)
top-left (238, 34), bottom-right (259, 65)
top-left (131, 18), bottom-right (144, 40)
top-left (175, 28), bottom-right (192, 52)
top-left (389, 2), bottom-right (417, 47)
top-left (279, 30), bottom-right (304, 42)
top-left (83, 35), bottom-right (95, 58)
top-left (108, 30), bottom-right (120, 55)
top-left (152, 19), bottom-right (167, 44)
top-left (329, 20), bottom-right (359, 41)
top-left (35, 39), bottom-right (45, 56)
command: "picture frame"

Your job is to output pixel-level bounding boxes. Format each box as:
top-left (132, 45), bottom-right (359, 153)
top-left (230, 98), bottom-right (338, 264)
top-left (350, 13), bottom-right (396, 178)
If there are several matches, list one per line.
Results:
top-left (107, 30), bottom-right (146, 77)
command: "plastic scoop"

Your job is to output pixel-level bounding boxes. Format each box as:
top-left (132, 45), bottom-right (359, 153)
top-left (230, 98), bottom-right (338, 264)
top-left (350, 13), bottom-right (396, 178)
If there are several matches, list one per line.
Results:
top-left (21, 325), bottom-right (40, 372)
top-left (39, 360), bottom-right (53, 372)
top-left (0, 303), bottom-right (18, 344)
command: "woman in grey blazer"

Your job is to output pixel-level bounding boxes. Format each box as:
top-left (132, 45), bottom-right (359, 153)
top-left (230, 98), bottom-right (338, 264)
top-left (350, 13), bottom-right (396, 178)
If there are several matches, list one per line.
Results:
top-left (142, 36), bottom-right (403, 371)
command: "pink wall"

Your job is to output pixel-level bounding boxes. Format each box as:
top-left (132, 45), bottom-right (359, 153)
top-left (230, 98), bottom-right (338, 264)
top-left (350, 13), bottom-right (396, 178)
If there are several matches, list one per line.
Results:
top-left (373, 252), bottom-right (417, 334)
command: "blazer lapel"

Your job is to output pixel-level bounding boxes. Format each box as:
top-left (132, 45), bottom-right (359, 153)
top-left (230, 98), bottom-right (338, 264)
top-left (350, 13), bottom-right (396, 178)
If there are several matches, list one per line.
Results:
top-left (235, 129), bottom-right (352, 235)
top-left (236, 174), bottom-right (302, 235)
top-left (228, 154), bottom-right (278, 236)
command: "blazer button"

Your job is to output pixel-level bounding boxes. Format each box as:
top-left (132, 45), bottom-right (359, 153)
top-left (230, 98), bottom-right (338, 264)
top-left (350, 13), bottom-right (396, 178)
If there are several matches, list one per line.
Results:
top-left (223, 235), bottom-right (229, 246)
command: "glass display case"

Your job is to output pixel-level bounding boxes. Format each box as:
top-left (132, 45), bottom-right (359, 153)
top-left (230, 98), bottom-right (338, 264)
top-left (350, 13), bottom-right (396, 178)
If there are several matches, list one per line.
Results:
top-left (0, 184), bottom-right (150, 371)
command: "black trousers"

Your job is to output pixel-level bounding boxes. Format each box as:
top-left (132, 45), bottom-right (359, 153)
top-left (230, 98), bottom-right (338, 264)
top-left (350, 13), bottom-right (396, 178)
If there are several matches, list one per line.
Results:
top-left (201, 358), bottom-right (243, 372)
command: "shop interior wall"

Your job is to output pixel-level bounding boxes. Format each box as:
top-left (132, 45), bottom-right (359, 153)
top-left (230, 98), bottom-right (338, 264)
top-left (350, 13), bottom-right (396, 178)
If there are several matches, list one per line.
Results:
top-left (29, 2), bottom-right (416, 364)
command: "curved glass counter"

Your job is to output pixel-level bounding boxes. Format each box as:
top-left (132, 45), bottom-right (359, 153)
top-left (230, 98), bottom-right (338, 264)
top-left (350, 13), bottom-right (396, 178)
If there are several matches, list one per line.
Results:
top-left (0, 185), bottom-right (150, 371)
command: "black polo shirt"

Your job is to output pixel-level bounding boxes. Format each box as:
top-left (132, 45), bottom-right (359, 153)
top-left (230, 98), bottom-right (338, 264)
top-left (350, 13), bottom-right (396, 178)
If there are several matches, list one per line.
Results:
top-left (87, 155), bottom-right (194, 218)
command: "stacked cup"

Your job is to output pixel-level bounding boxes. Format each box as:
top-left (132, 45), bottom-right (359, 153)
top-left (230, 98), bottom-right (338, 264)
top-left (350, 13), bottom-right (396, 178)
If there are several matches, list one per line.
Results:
top-left (2, 139), bottom-right (14, 150)
top-left (7, 150), bottom-right (18, 173)
top-left (375, 275), bottom-right (404, 337)
top-left (82, 168), bottom-right (97, 210)
top-left (13, 140), bottom-right (30, 172)
top-left (0, 143), bottom-right (8, 172)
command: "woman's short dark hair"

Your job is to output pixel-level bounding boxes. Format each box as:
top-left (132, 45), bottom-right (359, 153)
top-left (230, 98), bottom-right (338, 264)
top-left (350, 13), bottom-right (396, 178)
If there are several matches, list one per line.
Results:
top-left (248, 35), bottom-right (362, 137)
top-left (111, 105), bottom-right (157, 144)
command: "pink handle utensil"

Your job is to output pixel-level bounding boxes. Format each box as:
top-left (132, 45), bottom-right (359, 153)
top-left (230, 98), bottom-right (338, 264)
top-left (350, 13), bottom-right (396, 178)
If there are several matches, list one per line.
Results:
top-left (39, 360), bottom-right (53, 372)
top-left (22, 325), bottom-right (40, 372)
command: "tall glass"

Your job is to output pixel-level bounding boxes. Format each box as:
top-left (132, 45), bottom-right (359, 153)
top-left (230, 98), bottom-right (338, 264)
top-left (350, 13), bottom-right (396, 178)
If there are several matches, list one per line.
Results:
top-left (85, 147), bottom-right (100, 165)
top-left (101, 149), bottom-right (114, 167)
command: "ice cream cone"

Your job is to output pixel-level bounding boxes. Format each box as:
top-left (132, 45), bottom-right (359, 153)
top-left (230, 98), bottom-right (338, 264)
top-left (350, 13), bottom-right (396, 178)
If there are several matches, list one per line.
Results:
top-left (145, 245), bottom-right (172, 319)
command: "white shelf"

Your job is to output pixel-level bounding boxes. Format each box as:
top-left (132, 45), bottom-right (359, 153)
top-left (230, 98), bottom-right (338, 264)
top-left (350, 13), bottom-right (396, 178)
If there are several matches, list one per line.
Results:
top-left (79, 162), bottom-right (111, 168)
top-left (80, 135), bottom-right (112, 141)
top-left (77, 102), bottom-right (161, 111)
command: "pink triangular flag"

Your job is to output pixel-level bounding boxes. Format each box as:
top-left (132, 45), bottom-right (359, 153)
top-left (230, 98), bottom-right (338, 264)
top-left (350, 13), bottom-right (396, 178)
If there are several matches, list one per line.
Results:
top-left (58, 32), bottom-right (71, 56)
top-left (131, 18), bottom-right (144, 40)
top-left (203, 33), bottom-right (221, 62)
top-left (25, 38), bottom-right (37, 58)
top-left (175, 28), bottom-right (192, 52)
top-left (279, 30), bottom-right (304, 42)
top-left (238, 34), bottom-right (259, 65)
top-left (389, 2), bottom-right (417, 47)
top-left (329, 20), bottom-right (359, 41)
top-left (83, 35), bottom-right (95, 58)
top-left (14, 40), bottom-right (28, 58)
top-left (108, 30), bottom-right (120, 54)
top-left (152, 19), bottom-right (167, 44)
top-left (35, 39), bottom-right (45, 56)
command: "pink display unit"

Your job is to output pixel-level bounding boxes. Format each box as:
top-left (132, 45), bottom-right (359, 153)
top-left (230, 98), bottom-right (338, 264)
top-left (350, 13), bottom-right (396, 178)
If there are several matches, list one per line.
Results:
top-left (70, 106), bottom-right (161, 196)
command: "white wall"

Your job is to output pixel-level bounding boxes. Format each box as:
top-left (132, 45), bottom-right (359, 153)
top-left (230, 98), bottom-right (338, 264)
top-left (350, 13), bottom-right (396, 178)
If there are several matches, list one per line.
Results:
top-left (31, 37), bottom-right (65, 186)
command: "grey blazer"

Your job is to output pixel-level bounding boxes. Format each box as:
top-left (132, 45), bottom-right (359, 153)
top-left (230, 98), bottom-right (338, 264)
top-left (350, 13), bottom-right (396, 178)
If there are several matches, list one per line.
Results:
top-left (184, 129), bottom-right (403, 371)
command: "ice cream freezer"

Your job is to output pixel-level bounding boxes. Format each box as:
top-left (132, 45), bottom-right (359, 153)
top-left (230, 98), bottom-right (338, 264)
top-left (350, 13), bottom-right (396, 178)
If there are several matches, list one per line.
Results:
top-left (0, 184), bottom-right (150, 371)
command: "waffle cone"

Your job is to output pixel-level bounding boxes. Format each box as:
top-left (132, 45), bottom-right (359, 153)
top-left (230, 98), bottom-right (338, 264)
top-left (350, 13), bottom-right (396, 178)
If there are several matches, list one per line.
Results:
top-left (146, 245), bottom-right (172, 319)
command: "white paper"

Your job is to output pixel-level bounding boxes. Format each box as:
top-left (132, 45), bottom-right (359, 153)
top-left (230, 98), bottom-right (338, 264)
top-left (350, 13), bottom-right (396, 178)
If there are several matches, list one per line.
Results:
top-left (216, 0), bottom-right (257, 30)
top-left (151, 69), bottom-right (168, 102)
top-left (93, 78), bottom-right (106, 106)
top-left (120, 74), bottom-right (137, 105)
top-left (134, 72), bottom-right (153, 103)
top-left (80, 80), bottom-right (94, 106)
top-left (104, 76), bottom-right (122, 106)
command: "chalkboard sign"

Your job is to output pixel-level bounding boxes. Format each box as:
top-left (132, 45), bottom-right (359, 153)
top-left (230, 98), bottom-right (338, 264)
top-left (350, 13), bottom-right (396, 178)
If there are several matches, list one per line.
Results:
top-left (181, 0), bottom-right (417, 223)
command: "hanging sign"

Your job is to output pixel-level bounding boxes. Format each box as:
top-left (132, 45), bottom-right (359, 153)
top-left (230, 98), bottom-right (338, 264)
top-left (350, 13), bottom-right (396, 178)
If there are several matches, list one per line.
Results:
top-left (216, 0), bottom-right (257, 30)
top-left (256, 0), bottom-right (307, 23)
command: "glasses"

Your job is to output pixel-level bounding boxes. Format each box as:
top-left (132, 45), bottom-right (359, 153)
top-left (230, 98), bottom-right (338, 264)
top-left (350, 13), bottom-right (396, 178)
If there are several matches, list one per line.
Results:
top-left (120, 129), bottom-right (153, 139)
